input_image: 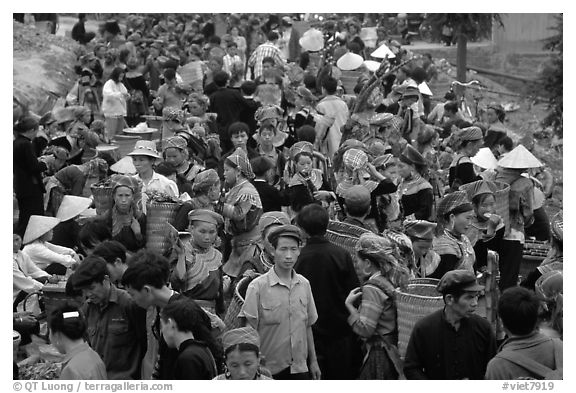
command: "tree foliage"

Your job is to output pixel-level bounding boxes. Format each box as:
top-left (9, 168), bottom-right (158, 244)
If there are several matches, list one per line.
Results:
top-left (538, 14), bottom-right (563, 138)
top-left (424, 13), bottom-right (502, 41)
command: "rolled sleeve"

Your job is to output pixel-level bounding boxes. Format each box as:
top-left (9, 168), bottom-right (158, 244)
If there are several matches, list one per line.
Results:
top-left (238, 282), bottom-right (260, 329)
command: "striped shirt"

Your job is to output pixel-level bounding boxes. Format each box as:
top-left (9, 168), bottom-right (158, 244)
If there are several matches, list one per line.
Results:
top-left (247, 42), bottom-right (285, 79)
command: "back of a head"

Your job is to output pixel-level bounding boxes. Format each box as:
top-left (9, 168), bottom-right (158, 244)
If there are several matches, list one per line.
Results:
top-left (72, 255), bottom-right (109, 288)
top-left (322, 76), bottom-right (338, 95)
top-left (121, 250), bottom-right (170, 290)
top-left (444, 91), bottom-right (456, 101)
top-left (498, 286), bottom-right (540, 336)
top-left (444, 101), bottom-right (458, 114)
top-left (241, 80), bottom-right (257, 96)
top-left (303, 74), bottom-right (317, 90)
top-left (48, 303), bottom-right (87, 340)
top-left (250, 156), bottom-right (273, 177)
top-left (163, 68), bottom-right (176, 82)
top-left (213, 70), bottom-right (229, 87)
top-left (160, 298), bottom-right (209, 333)
top-left (411, 67), bottom-right (427, 84)
top-left (78, 219), bottom-right (112, 250)
top-left (92, 240), bottom-right (127, 264)
top-left (296, 204), bottom-right (329, 236)
top-left (267, 31), bottom-right (279, 42)
top-left (296, 125), bottom-right (316, 144)
top-left (498, 136), bottom-right (514, 152)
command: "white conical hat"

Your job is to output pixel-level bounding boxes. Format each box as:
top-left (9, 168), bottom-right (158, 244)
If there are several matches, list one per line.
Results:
top-left (23, 215), bottom-right (60, 245)
top-left (56, 196), bottom-right (93, 222)
top-left (418, 82), bottom-right (433, 96)
top-left (337, 52), bottom-right (364, 71)
top-left (111, 155), bottom-right (137, 174)
top-left (363, 60), bottom-right (381, 73)
top-left (370, 42), bottom-right (396, 59)
top-left (497, 144), bottom-right (543, 169)
top-left (299, 28), bottom-right (324, 52)
top-left (471, 147), bottom-right (498, 170)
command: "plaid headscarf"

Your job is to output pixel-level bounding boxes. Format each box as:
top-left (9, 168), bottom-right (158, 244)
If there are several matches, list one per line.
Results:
top-left (437, 191), bottom-right (473, 225)
top-left (343, 148), bottom-right (368, 171)
top-left (226, 148), bottom-right (255, 180)
top-left (459, 126), bottom-right (483, 141)
top-left (163, 136), bottom-right (188, 151)
top-left (289, 141), bottom-right (314, 161)
top-left (221, 327), bottom-right (260, 351)
top-left (356, 232), bottom-right (410, 289)
top-left (373, 154), bottom-right (395, 170)
top-left (162, 107), bottom-right (185, 123)
top-left (191, 169), bottom-right (220, 194)
top-left (254, 105), bottom-right (283, 123)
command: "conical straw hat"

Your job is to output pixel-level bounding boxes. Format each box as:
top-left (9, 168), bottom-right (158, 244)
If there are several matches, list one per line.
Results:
top-left (363, 60), bottom-right (381, 72)
top-left (471, 147), bottom-right (498, 170)
top-left (23, 215), bottom-right (60, 245)
top-left (337, 52), bottom-right (364, 71)
top-left (111, 155), bottom-right (137, 174)
top-left (418, 82), bottom-right (433, 96)
top-left (56, 196), bottom-right (93, 222)
top-left (370, 42), bottom-right (396, 59)
top-left (299, 28), bottom-right (324, 52)
top-left (497, 144), bottom-right (543, 169)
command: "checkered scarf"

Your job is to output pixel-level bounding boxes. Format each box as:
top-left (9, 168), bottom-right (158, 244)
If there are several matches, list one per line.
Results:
top-left (162, 107), bottom-right (185, 123)
top-left (343, 148), bottom-right (368, 171)
top-left (226, 148), bottom-right (255, 180)
top-left (163, 136), bottom-right (187, 151)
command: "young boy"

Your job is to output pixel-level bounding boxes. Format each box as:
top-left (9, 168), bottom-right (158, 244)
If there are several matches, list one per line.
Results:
top-left (219, 122), bottom-right (259, 177)
top-left (222, 42), bottom-right (242, 77)
top-left (239, 225), bottom-right (321, 380)
top-left (159, 298), bottom-right (218, 380)
top-left (250, 156), bottom-right (288, 212)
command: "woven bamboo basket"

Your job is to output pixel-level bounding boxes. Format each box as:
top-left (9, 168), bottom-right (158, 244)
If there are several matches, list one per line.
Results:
top-left (223, 276), bottom-right (254, 332)
top-left (145, 201), bottom-right (181, 255)
top-left (112, 135), bottom-right (141, 158)
top-left (408, 277), bottom-right (441, 286)
top-left (325, 220), bottom-right (372, 258)
top-left (90, 185), bottom-right (115, 215)
top-left (460, 180), bottom-right (510, 235)
top-left (396, 283), bottom-right (444, 358)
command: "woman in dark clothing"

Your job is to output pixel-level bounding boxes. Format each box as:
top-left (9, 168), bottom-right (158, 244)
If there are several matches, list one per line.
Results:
top-left (13, 116), bottom-right (53, 236)
top-left (124, 58), bottom-right (150, 127)
top-left (483, 103), bottom-right (508, 151)
top-left (448, 126), bottom-right (483, 189)
top-left (96, 175), bottom-right (146, 252)
top-left (397, 144), bottom-right (433, 220)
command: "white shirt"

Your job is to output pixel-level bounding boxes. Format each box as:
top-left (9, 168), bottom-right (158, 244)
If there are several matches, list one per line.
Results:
top-left (22, 241), bottom-right (78, 270)
top-left (102, 79), bottom-right (128, 117)
top-left (136, 171), bottom-right (179, 214)
top-left (13, 251), bottom-right (48, 301)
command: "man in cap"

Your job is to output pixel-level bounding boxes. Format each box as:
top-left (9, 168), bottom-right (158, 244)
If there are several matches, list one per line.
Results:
top-left (342, 185), bottom-right (378, 233)
top-left (404, 269), bottom-right (496, 379)
top-left (485, 286), bottom-right (562, 380)
top-left (71, 255), bottom-right (147, 379)
top-left (239, 225), bottom-right (321, 380)
top-left (294, 204), bottom-right (362, 379)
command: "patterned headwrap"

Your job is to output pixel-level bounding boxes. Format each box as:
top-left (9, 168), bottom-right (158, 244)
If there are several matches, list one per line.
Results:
top-left (289, 141), bottom-right (314, 161)
top-left (373, 154), bottom-right (395, 170)
top-left (83, 157), bottom-right (109, 178)
top-left (343, 148), bottom-right (368, 171)
top-left (225, 148), bottom-right (255, 180)
top-left (162, 107), bottom-right (185, 123)
top-left (254, 105), bottom-right (283, 123)
top-left (221, 327), bottom-right (260, 351)
top-left (535, 270), bottom-right (563, 302)
top-left (163, 136), bottom-right (188, 151)
top-left (192, 169), bottom-right (220, 194)
top-left (437, 191), bottom-right (473, 219)
top-left (109, 174), bottom-right (143, 235)
top-left (356, 232), bottom-right (410, 289)
top-left (257, 211), bottom-right (291, 236)
top-left (403, 219), bottom-right (437, 241)
top-left (458, 126), bottom-right (483, 142)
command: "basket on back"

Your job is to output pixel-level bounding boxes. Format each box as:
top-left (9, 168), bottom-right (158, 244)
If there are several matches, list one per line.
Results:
top-left (460, 180), bottom-right (510, 235)
top-left (145, 201), bottom-right (181, 255)
top-left (90, 179), bottom-right (115, 215)
top-left (396, 281), bottom-right (443, 359)
top-left (223, 275), bottom-right (255, 332)
top-left (325, 220), bottom-right (372, 257)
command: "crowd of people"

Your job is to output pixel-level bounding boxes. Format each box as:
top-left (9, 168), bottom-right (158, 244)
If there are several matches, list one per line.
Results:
top-left (13, 13), bottom-right (562, 381)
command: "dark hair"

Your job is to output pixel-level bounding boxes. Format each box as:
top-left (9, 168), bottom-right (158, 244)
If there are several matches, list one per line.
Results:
top-left (303, 74), bottom-right (317, 90)
top-left (121, 250), bottom-right (171, 290)
top-left (270, 234), bottom-right (301, 249)
top-left (78, 13), bottom-right (86, 20)
top-left (213, 70), bottom-right (229, 87)
top-left (444, 91), bottom-right (456, 101)
top-left (250, 156), bottom-right (273, 177)
top-left (92, 240), bottom-right (127, 264)
top-left (296, 204), bottom-right (329, 236)
top-left (267, 31), bottom-right (279, 42)
top-left (110, 67), bottom-right (125, 83)
top-left (489, 106), bottom-right (506, 122)
top-left (240, 80), bottom-right (257, 96)
top-left (296, 125), bottom-right (316, 143)
top-left (498, 136), bottom-right (514, 152)
top-left (48, 304), bottom-right (87, 340)
top-left (78, 220), bottom-right (112, 250)
top-left (498, 286), bottom-right (540, 336)
top-left (228, 121), bottom-right (250, 138)
top-left (224, 343), bottom-right (259, 358)
top-left (411, 67), bottom-right (427, 84)
top-left (444, 101), bottom-right (459, 114)
top-left (118, 49), bottom-right (131, 64)
top-left (73, 255), bottom-right (109, 288)
top-left (322, 76), bottom-right (338, 95)
top-left (227, 41), bottom-right (238, 48)
top-left (154, 161), bottom-right (178, 177)
top-left (160, 298), bottom-right (223, 367)
top-left (209, 35), bottom-right (221, 45)
top-left (14, 116), bottom-right (39, 133)
top-left (262, 56), bottom-right (275, 66)
top-left (163, 68), bottom-right (176, 82)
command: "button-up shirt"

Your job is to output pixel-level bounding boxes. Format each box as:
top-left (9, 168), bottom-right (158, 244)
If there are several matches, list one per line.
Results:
top-left (59, 342), bottom-right (108, 380)
top-left (247, 42), bottom-right (285, 79)
top-left (136, 171), bottom-right (179, 214)
top-left (82, 285), bottom-right (147, 379)
top-left (13, 251), bottom-right (48, 301)
top-left (239, 267), bottom-right (318, 375)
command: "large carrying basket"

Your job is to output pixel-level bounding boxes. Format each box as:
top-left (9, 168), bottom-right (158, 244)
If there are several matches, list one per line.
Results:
top-left (396, 282), bottom-right (444, 358)
top-left (90, 183), bottom-right (115, 215)
top-left (223, 276), bottom-right (254, 332)
top-left (145, 201), bottom-right (181, 255)
top-left (325, 220), bottom-right (372, 258)
top-left (460, 180), bottom-right (510, 235)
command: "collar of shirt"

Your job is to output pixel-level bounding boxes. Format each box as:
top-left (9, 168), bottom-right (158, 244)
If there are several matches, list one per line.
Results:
top-left (253, 178), bottom-right (267, 183)
top-left (441, 307), bottom-right (469, 332)
top-left (62, 342), bottom-right (92, 365)
top-left (267, 266), bottom-right (302, 289)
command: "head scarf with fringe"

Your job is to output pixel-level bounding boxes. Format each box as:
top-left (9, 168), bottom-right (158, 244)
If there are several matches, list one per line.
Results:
top-left (225, 148), bottom-right (255, 180)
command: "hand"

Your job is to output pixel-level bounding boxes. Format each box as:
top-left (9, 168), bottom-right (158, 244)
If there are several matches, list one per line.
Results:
top-left (47, 275), bottom-right (60, 284)
top-left (39, 155), bottom-right (56, 171)
top-left (486, 213), bottom-right (502, 227)
top-left (345, 287), bottom-right (363, 307)
top-left (309, 359), bottom-right (321, 380)
top-left (130, 217), bottom-right (141, 235)
top-left (313, 190), bottom-right (331, 201)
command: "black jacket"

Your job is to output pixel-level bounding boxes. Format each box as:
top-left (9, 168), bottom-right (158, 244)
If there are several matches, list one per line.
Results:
top-left (13, 134), bottom-right (47, 198)
top-left (252, 179), bottom-right (289, 212)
